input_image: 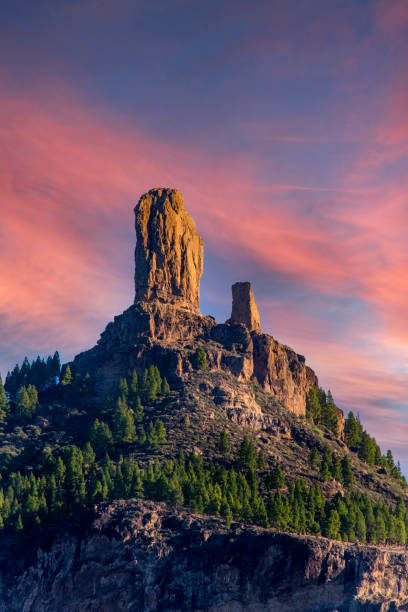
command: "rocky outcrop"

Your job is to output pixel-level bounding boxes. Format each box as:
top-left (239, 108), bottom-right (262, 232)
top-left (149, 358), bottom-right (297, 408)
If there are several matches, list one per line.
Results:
top-left (72, 188), bottom-right (320, 417)
top-left (1, 500), bottom-right (407, 612)
top-left (134, 188), bottom-right (203, 313)
top-left (228, 281), bottom-right (261, 331)
top-left (251, 334), bottom-right (316, 416)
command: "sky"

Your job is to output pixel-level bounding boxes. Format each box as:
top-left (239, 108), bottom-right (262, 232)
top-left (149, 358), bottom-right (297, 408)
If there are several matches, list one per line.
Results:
top-left (1, 0), bottom-right (408, 467)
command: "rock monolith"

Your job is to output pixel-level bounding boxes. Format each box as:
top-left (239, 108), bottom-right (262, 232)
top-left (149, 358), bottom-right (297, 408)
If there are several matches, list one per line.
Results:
top-left (134, 188), bottom-right (203, 313)
top-left (229, 281), bottom-right (261, 332)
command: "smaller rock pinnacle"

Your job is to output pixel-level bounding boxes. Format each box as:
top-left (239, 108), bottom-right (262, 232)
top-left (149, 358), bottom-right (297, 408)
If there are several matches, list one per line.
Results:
top-left (229, 282), bottom-right (261, 332)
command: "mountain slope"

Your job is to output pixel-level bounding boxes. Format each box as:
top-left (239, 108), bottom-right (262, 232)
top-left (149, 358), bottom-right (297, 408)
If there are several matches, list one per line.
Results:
top-left (1, 187), bottom-right (408, 611)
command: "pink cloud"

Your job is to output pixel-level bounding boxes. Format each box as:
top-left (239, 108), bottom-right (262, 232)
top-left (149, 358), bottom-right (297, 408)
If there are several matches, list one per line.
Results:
top-left (376, 0), bottom-right (408, 34)
top-left (0, 85), bottom-right (265, 365)
top-left (1, 75), bottom-right (408, 465)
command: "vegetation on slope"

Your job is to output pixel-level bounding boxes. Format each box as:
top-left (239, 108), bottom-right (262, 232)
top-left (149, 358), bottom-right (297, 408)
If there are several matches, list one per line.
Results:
top-left (0, 353), bottom-right (407, 547)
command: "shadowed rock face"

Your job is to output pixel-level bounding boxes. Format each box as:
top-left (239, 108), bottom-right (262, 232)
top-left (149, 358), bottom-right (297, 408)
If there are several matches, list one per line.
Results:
top-left (1, 500), bottom-right (407, 612)
top-left (229, 281), bottom-right (261, 331)
top-left (134, 188), bottom-right (203, 313)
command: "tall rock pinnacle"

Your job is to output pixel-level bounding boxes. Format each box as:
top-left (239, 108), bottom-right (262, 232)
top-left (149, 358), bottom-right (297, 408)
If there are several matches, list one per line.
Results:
top-left (229, 281), bottom-right (261, 332)
top-left (134, 188), bottom-right (203, 313)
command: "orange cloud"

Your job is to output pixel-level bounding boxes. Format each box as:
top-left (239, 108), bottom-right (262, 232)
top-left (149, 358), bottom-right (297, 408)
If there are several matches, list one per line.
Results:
top-left (0, 85), bottom-right (263, 367)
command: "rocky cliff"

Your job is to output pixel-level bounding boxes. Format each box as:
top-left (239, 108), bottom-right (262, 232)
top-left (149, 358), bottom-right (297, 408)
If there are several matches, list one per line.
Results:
top-left (1, 500), bottom-right (407, 612)
top-left (73, 188), bottom-right (318, 417)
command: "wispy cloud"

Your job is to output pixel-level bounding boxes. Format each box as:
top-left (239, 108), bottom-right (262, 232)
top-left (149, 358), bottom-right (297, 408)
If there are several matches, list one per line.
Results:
top-left (1, 0), bottom-right (408, 469)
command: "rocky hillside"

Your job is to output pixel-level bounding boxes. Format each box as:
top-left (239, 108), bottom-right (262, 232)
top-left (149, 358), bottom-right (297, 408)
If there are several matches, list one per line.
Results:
top-left (1, 187), bottom-right (408, 611)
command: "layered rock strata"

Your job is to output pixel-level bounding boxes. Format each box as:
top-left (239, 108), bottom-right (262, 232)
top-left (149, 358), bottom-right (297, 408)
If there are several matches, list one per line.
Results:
top-left (1, 500), bottom-right (407, 612)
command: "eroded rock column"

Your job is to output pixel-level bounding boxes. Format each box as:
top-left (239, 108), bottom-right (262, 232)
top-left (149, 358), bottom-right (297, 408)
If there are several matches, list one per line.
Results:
top-left (229, 281), bottom-right (261, 332)
top-left (134, 188), bottom-right (203, 313)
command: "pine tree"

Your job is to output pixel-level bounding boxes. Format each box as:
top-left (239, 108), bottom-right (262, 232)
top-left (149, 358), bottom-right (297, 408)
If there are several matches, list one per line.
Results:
top-left (0, 375), bottom-right (9, 429)
top-left (221, 499), bottom-right (233, 528)
top-left (355, 508), bottom-right (367, 543)
top-left (61, 365), bottom-right (73, 386)
top-left (5, 364), bottom-right (20, 398)
top-left (257, 450), bottom-right (266, 469)
top-left (310, 447), bottom-right (319, 469)
top-left (341, 455), bottom-right (354, 488)
top-left (238, 436), bottom-right (257, 471)
top-left (52, 351), bottom-right (61, 380)
top-left (155, 419), bottom-right (167, 445)
top-left (118, 378), bottom-right (129, 398)
top-left (65, 446), bottom-right (86, 509)
top-left (270, 465), bottom-right (285, 490)
top-left (89, 419), bottom-right (114, 457)
top-left (386, 449), bottom-right (395, 473)
top-left (219, 430), bottom-right (230, 455)
top-left (83, 442), bottom-right (96, 469)
top-left (15, 514), bottom-right (23, 532)
top-left (331, 455), bottom-right (343, 483)
top-left (147, 421), bottom-right (158, 447)
top-left (46, 474), bottom-right (59, 515)
top-left (252, 496), bottom-right (269, 527)
top-left (161, 377), bottom-right (170, 395)
top-left (344, 411), bottom-right (360, 447)
top-left (322, 391), bottom-right (339, 436)
top-left (142, 366), bottom-right (161, 403)
top-left (395, 518), bottom-right (406, 546)
top-left (375, 510), bottom-right (387, 544)
top-left (359, 432), bottom-right (376, 465)
top-left (16, 386), bottom-right (31, 420)
top-left (134, 396), bottom-right (144, 423)
top-left (138, 425), bottom-right (147, 446)
top-left (325, 509), bottom-right (341, 540)
top-left (55, 456), bottom-right (66, 485)
top-left (113, 397), bottom-right (136, 444)
top-left (132, 463), bottom-right (144, 497)
top-left (320, 445), bottom-right (332, 481)
top-left (308, 388), bottom-right (321, 422)
top-left (27, 384), bottom-right (38, 417)
top-left (129, 370), bottom-right (138, 399)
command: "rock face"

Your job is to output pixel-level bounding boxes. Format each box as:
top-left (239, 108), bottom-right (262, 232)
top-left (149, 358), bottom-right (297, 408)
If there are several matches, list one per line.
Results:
top-left (229, 281), bottom-right (261, 331)
top-left (72, 188), bottom-right (320, 418)
top-left (134, 188), bottom-right (203, 313)
top-left (1, 500), bottom-right (407, 612)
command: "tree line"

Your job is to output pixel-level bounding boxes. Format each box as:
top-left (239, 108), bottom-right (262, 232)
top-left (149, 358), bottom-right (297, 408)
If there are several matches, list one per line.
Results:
top-left (344, 411), bottom-right (405, 485)
top-left (0, 356), bottom-right (407, 546)
top-left (0, 423), bottom-right (406, 546)
top-left (5, 353), bottom-right (61, 397)
top-left (307, 388), bottom-right (406, 487)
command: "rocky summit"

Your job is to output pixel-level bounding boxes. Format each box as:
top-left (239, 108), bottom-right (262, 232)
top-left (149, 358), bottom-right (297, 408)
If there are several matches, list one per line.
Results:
top-left (73, 187), bottom-right (317, 416)
top-left (2, 188), bottom-right (408, 612)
